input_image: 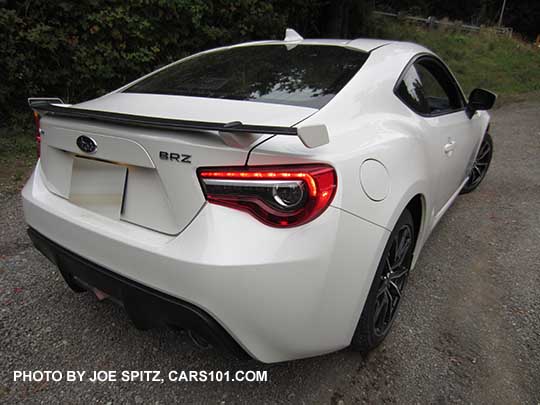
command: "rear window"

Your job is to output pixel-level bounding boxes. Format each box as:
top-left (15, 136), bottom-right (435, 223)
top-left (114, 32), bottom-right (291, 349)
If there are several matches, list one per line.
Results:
top-left (124, 44), bottom-right (369, 109)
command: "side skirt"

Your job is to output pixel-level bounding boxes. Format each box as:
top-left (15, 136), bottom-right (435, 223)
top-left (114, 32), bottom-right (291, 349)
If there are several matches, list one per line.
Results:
top-left (432, 177), bottom-right (469, 230)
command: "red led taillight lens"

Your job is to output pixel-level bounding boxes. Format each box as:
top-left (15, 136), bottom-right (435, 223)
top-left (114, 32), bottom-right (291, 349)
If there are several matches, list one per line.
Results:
top-left (198, 165), bottom-right (337, 227)
top-left (33, 111), bottom-right (41, 158)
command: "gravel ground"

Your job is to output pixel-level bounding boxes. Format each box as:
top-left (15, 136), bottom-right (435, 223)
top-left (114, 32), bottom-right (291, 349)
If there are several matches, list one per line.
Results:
top-left (1, 101), bottom-right (539, 404)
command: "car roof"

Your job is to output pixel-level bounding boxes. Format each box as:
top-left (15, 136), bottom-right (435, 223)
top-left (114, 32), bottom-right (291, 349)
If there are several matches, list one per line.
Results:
top-left (231, 37), bottom-right (428, 54)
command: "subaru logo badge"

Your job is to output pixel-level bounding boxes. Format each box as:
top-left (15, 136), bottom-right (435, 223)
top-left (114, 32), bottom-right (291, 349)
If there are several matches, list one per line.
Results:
top-left (76, 135), bottom-right (97, 154)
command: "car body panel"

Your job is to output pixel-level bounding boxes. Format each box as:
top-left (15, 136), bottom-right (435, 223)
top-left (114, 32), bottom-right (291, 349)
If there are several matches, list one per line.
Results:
top-left (232, 38), bottom-right (391, 52)
top-left (76, 92), bottom-right (317, 128)
top-left (22, 38), bottom-right (492, 361)
top-left (37, 113), bottom-right (267, 235)
top-left (23, 163), bottom-right (389, 362)
top-left (248, 42), bottom-right (490, 264)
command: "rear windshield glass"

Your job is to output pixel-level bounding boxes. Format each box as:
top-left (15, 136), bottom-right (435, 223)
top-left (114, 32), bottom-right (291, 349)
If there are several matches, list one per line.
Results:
top-left (124, 44), bottom-right (369, 109)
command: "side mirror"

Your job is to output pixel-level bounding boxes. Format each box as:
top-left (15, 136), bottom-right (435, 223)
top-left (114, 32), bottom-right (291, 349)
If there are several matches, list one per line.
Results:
top-left (466, 88), bottom-right (497, 119)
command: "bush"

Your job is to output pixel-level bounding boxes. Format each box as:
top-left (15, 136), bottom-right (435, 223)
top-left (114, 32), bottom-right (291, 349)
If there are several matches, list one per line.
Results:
top-left (0, 0), bottom-right (328, 124)
top-left (3, 1), bottom-right (536, 127)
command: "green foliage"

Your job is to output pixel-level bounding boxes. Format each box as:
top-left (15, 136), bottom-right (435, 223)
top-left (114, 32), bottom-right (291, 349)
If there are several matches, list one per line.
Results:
top-left (372, 17), bottom-right (540, 98)
top-left (0, 121), bottom-right (35, 194)
top-left (0, 0), bottom-right (326, 124)
top-left (375, 0), bottom-right (540, 40)
top-left (1, 1), bottom-right (538, 127)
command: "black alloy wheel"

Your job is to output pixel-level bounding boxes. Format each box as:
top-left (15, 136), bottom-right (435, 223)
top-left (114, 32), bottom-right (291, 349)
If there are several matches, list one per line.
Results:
top-left (460, 132), bottom-right (493, 194)
top-left (352, 209), bottom-right (415, 352)
top-left (373, 223), bottom-right (413, 337)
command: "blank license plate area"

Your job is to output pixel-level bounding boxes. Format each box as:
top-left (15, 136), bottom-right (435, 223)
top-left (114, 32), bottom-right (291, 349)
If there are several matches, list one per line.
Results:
top-left (69, 157), bottom-right (127, 219)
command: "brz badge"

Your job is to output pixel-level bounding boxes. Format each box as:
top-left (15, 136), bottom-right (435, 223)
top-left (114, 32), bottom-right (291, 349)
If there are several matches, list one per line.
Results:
top-left (76, 135), bottom-right (97, 154)
top-left (159, 151), bottom-right (191, 163)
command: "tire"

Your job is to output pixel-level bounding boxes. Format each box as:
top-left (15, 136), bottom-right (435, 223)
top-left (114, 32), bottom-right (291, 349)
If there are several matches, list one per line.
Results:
top-left (351, 208), bottom-right (415, 352)
top-left (460, 132), bottom-right (493, 194)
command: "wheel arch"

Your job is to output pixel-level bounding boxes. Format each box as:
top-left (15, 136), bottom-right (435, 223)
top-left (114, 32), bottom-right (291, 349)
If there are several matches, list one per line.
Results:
top-left (385, 186), bottom-right (430, 268)
top-left (404, 193), bottom-right (426, 252)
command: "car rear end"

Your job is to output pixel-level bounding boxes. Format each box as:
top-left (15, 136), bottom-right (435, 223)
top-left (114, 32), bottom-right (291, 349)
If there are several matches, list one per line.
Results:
top-left (22, 42), bottom-right (389, 362)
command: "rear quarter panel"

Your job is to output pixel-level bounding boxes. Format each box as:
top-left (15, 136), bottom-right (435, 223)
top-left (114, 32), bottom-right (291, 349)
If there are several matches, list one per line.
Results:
top-left (249, 43), bottom-right (435, 237)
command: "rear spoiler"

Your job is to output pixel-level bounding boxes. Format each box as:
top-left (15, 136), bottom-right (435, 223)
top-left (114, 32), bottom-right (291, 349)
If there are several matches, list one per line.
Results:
top-left (28, 98), bottom-right (329, 149)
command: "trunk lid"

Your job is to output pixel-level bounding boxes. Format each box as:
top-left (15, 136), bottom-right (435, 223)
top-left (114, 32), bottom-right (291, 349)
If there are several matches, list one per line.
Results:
top-left (37, 94), bottom-right (316, 235)
top-left (76, 93), bottom-right (316, 127)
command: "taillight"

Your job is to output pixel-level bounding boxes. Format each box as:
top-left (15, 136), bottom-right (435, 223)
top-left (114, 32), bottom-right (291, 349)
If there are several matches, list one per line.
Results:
top-left (198, 164), bottom-right (337, 228)
top-left (33, 111), bottom-right (41, 158)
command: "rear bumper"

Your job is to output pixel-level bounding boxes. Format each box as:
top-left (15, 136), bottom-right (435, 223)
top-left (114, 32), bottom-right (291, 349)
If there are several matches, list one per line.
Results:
top-left (22, 162), bottom-right (389, 362)
top-left (27, 227), bottom-right (248, 359)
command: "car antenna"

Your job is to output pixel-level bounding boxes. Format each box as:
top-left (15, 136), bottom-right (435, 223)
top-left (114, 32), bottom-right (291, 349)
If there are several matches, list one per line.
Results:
top-left (284, 28), bottom-right (303, 42)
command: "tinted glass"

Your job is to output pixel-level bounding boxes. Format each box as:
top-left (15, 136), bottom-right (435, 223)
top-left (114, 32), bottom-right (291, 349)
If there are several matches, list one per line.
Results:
top-left (397, 57), bottom-right (464, 115)
top-left (125, 45), bottom-right (369, 109)
top-left (396, 65), bottom-right (428, 114)
top-left (415, 63), bottom-right (452, 113)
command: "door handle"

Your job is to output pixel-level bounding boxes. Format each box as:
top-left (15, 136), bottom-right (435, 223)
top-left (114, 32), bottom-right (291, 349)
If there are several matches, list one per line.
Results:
top-left (444, 140), bottom-right (456, 155)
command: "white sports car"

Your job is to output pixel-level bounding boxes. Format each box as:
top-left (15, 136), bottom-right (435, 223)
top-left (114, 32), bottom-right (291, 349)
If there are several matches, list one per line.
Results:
top-left (23, 29), bottom-right (495, 363)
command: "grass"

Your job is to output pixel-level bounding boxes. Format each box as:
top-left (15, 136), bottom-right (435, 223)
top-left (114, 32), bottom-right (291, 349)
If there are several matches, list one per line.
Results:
top-left (370, 18), bottom-right (540, 103)
top-left (0, 125), bottom-right (36, 195)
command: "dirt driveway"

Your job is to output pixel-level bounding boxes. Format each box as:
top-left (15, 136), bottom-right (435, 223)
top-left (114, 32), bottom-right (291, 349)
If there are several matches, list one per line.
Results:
top-left (1, 101), bottom-right (539, 404)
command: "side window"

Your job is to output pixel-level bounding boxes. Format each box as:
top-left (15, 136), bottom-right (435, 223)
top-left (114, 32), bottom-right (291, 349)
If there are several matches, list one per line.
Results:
top-left (396, 65), bottom-right (428, 114)
top-left (396, 57), bottom-right (464, 116)
top-left (415, 64), bottom-right (452, 113)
